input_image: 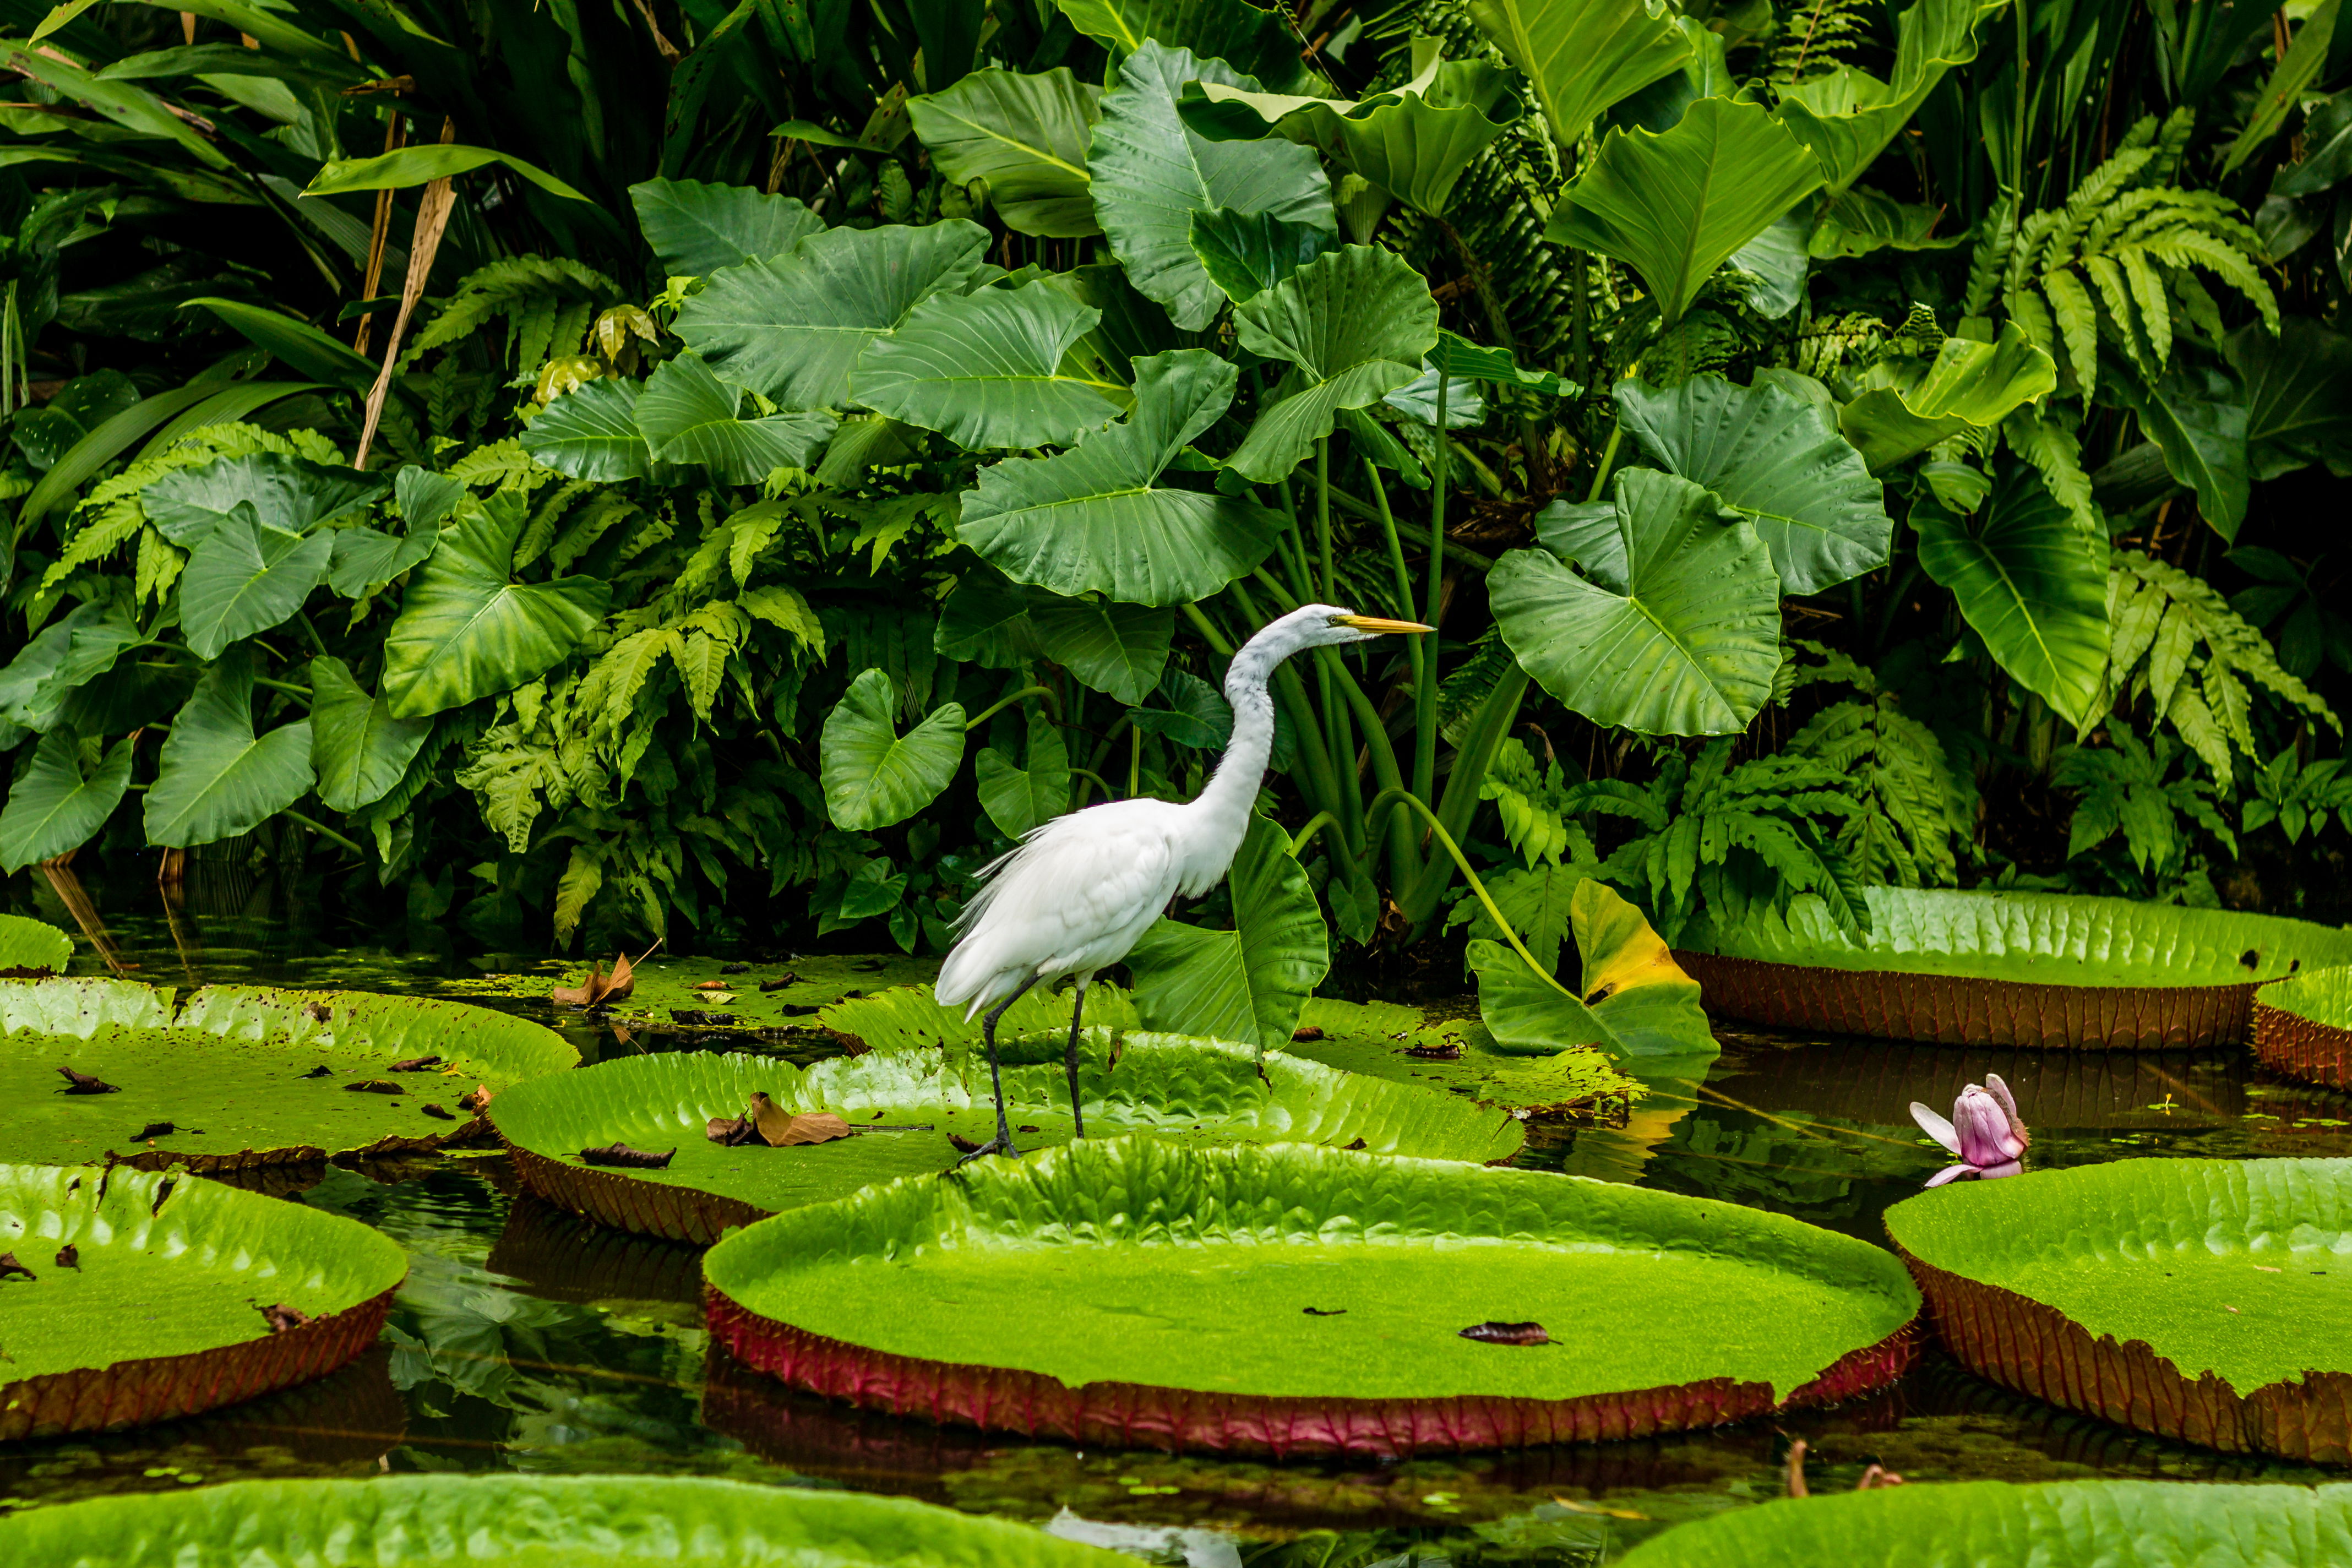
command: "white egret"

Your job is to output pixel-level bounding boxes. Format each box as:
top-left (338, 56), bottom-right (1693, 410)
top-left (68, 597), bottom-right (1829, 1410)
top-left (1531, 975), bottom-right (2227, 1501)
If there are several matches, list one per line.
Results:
top-left (934, 603), bottom-right (1431, 1160)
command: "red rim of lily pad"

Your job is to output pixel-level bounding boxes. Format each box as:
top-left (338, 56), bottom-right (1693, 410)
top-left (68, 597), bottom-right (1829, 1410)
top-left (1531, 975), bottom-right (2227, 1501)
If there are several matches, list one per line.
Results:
top-left (504, 1144), bottom-right (767, 1248)
top-left (1678, 950), bottom-right (2263, 1050)
top-left (2251, 969), bottom-right (2352, 1091)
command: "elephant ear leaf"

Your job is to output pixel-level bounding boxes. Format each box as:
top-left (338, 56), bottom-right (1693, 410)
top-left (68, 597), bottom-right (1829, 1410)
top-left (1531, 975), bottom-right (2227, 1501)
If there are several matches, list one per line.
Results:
top-left (974, 705), bottom-right (1071, 839)
top-left (1546, 97), bottom-right (1823, 326)
top-left (1088, 40), bottom-right (1335, 333)
top-left (0, 729), bottom-right (135, 872)
top-left (1056, 0), bottom-right (1319, 94)
top-left (628, 176), bottom-right (825, 275)
top-left (1838, 322), bottom-right (2057, 472)
top-left (142, 452), bottom-right (387, 548)
top-left (1776, 0), bottom-right (2006, 194)
top-left (1491, 468), bottom-right (1783, 736)
top-left (821, 668), bottom-right (967, 831)
top-left (634, 351), bottom-right (837, 482)
top-left (851, 280), bottom-right (1123, 450)
top-left (1467, 0), bottom-right (1693, 146)
top-left (1227, 244), bottom-right (1440, 482)
top-left (1471, 881), bottom-right (1715, 1061)
top-left (521, 378), bottom-right (657, 482)
top-left (959, 349), bottom-right (1285, 606)
top-left (1187, 206), bottom-right (1333, 303)
top-left (1615, 373), bottom-right (1892, 595)
top-left (1128, 815), bottom-right (1330, 1048)
top-left (380, 493), bottom-right (611, 719)
top-left (176, 501), bottom-right (336, 661)
top-left (308, 654), bottom-right (431, 814)
top-left (143, 650), bottom-right (315, 848)
top-left (908, 68), bottom-right (1102, 238)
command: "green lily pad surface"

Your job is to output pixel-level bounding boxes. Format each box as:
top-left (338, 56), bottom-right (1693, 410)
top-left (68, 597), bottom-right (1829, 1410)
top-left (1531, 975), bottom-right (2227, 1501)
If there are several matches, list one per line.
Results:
top-left (494, 1032), bottom-right (1525, 1244)
top-left (1887, 1158), bottom-right (2352, 1461)
top-left (0, 1161), bottom-right (406, 1437)
top-left (0, 979), bottom-right (577, 1169)
top-left (705, 1138), bottom-right (1920, 1456)
top-left (505, 951), bottom-right (938, 1034)
top-left (1615, 1479), bottom-right (2352, 1567)
top-left (0, 914), bottom-right (72, 974)
top-left (1284, 998), bottom-right (1650, 1116)
top-left (0, 1473), bottom-right (1130, 1567)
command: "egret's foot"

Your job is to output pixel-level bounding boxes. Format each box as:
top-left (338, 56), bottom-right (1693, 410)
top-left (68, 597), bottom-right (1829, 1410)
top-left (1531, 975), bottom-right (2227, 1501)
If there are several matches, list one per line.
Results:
top-left (953, 1136), bottom-right (1017, 1167)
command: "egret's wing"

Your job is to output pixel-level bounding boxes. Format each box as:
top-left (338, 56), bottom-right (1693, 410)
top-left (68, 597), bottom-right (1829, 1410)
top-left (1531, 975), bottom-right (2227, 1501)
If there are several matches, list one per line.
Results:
top-left (935, 803), bottom-right (1182, 1008)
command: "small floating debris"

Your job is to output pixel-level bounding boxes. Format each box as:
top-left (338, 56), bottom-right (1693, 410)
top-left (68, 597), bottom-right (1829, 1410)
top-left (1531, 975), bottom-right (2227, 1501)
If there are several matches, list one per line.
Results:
top-left (345, 1080), bottom-right (404, 1095)
top-left (758, 974), bottom-right (799, 993)
top-left (298, 1065), bottom-right (334, 1079)
top-left (421, 1104), bottom-right (456, 1121)
top-left (130, 1121), bottom-right (179, 1141)
top-left (53, 1245), bottom-right (77, 1269)
top-left (0, 1253), bottom-right (35, 1281)
top-left (255, 1302), bottom-right (312, 1333)
top-left (1458, 1321), bottom-right (1549, 1346)
top-left (1303, 1306), bottom-right (1346, 1316)
top-left (388, 1055), bottom-right (442, 1072)
top-left (580, 1142), bottom-right (674, 1169)
top-left (57, 1066), bottom-right (119, 1095)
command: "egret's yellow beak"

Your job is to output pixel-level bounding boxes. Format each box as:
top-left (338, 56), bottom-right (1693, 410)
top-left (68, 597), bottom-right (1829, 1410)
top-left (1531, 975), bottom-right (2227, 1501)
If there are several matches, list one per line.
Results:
top-left (1335, 615), bottom-right (1436, 634)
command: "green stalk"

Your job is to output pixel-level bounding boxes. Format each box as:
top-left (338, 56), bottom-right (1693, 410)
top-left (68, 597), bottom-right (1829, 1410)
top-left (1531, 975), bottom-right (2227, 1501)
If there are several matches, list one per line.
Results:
top-left (962, 684), bottom-right (1059, 729)
top-left (1585, 422), bottom-right (1624, 503)
top-left (1413, 367), bottom-right (1451, 809)
top-left (282, 810), bottom-right (368, 858)
top-left (1313, 437), bottom-right (1355, 809)
top-left (1365, 786), bottom-right (1575, 999)
top-left (2013, 0), bottom-right (2030, 198)
top-left (1397, 665), bottom-right (1528, 928)
top-left (1323, 649), bottom-right (1417, 892)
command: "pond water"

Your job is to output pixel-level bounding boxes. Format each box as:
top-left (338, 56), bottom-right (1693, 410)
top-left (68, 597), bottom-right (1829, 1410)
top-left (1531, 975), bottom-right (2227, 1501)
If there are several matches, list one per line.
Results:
top-left (4, 865), bottom-right (2347, 1565)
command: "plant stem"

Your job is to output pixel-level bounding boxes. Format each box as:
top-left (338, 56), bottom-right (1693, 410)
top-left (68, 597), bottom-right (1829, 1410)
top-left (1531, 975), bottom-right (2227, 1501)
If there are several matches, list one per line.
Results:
top-left (282, 810), bottom-right (368, 858)
top-left (1286, 809), bottom-right (1341, 859)
top-left (1179, 601), bottom-right (1236, 660)
top-left (1414, 367), bottom-right (1451, 810)
top-left (2013, 0), bottom-right (2030, 198)
top-left (1586, 422), bottom-right (1624, 503)
top-left (1365, 785), bottom-right (1575, 999)
top-left (962, 684), bottom-right (1059, 729)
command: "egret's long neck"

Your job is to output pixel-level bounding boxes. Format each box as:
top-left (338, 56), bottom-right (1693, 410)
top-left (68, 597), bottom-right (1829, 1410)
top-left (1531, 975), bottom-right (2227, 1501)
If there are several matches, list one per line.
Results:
top-left (1180, 627), bottom-right (1297, 867)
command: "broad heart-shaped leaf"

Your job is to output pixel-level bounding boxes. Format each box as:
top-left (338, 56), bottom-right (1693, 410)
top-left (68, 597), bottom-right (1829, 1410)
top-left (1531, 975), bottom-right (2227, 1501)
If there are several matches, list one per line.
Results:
top-left (1088, 41), bottom-right (1335, 333)
top-left (1775, 0), bottom-right (2006, 194)
top-left (1616, 374), bottom-right (1892, 595)
top-left (1430, 328), bottom-right (1577, 395)
top-left (975, 705), bottom-right (1071, 839)
top-left (909, 68), bottom-right (1102, 237)
top-left (937, 570), bottom-right (1176, 704)
top-left (0, 602), bottom-right (142, 735)
top-left (674, 221), bottom-right (989, 408)
top-left (520, 378), bottom-right (656, 482)
top-left (380, 493), bottom-right (612, 720)
top-left (1838, 323), bottom-right (2057, 471)
top-left (394, 466), bottom-right (466, 530)
top-left (1187, 206), bottom-right (1333, 303)
top-left (1055, 0), bottom-right (1317, 94)
top-left (144, 652), bottom-right (315, 848)
top-left (176, 503), bottom-right (334, 660)
top-left (821, 669), bottom-right (967, 831)
top-left (1809, 184), bottom-right (1969, 258)
top-left (851, 281), bottom-right (1124, 450)
top-left (2102, 355), bottom-right (2250, 541)
top-left (1547, 97), bottom-right (1824, 327)
top-left (628, 177), bottom-right (824, 276)
top-left (307, 654), bottom-right (429, 814)
top-left (960, 350), bottom-right (1285, 606)
top-left (326, 523), bottom-right (436, 597)
top-left (634, 351), bottom-right (837, 482)
top-left (1914, 465), bottom-right (2108, 728)
top-left (2226, 317), bottom-right (2352, 480)
top-left (1228, 244), bottom-right (1439, 482)
top-left (1491, 469), bottom-right (1783, 736)
top-left (1468, 0), bottom-right (1691, 146)
top-left (0, 729), bottom-right (133, 871)
top-left (1128, 815), bottom-right (1330, 1049)
top-left (1470, 882), bottom-right (1717, 1060)
top-left (141, 452), bottom-right (385, 548)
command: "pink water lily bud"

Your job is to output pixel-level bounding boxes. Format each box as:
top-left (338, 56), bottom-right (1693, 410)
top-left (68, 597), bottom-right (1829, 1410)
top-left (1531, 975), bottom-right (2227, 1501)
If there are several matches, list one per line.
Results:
top-left (1910, 1072), bottom-right (2029, 1188)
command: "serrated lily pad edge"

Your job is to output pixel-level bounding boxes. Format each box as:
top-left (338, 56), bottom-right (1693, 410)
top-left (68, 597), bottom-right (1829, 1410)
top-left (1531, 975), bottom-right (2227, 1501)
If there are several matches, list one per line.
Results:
top-left (1678, 949), bottom-right (2266, 1049)
top-left (2252, 989), bottom-right (2352, 1090)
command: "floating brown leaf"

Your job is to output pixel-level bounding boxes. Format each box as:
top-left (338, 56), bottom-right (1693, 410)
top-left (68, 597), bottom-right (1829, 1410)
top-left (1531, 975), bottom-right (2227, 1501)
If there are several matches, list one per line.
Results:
top-left (456, 1085), bottom-right (492, 1113)
top-left (301, 1000), bottom-right (333, 1024)
top-left (345, 1080), bottom-right (404, 1095)
top-left (255, 1302), bottom-right (312, 1333)
top-left (580, 1142), bottom-right (675, 1168)
top-left (1405, 1041), bottom-right (1462, 1060)
top-left (1302, 1306), bottom-right (1346, 1316)
top-left (758, 972), bottom-right (800, 993)
top-left (0, 1253), bottom-right (34, 1281)
top-left (1291, 1026), bottom-right (1327, 1042)
top-left (946, 1131), bottom-right (983, 1154)
top-left (706, 1114), bottom-right (758, 1146)
top-left (1458, 1320), bottom-right (1549, 1346)
top-left (53, 1245), bottom-right (77, 1270)
top-left (748, 1094), bottom-right (852, 1148)
top-left (130, 1121), bottom-right (178, 1141)
top-left (388, 1055), bottom-right (443, 1072)
top-left (420, 1103), bottom-right (455, 1120)
top-left (57, 1066), bottom-right (119, 1095)
top-left (552, 940), bottom-right (659, 1007)
top-left (298, 1065), bottom-right (334, 1079)
top-left (693, 980), bottom-right (732, 992)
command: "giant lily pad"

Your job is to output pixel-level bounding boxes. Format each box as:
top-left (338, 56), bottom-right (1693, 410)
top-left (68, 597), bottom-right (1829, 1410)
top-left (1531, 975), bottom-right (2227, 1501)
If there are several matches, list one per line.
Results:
top-left (705, 1137), bottom-right (1919, 1456)
top-left (0, 1161), bottom-right (405, 1439)
top-left (0, 1473), bottom-right (1130, 1566)
top-left (1678, 888), bottom-right (2352, 1049)
top-left (0, 913), bottom-right (72, 975)
top-left (1886, 1158), bottom-right (2352, 1462)
top-left (2255, 966), bottom-right (2352, 1091)
top-left (0, 980), bottom-right (577, 1170)
top-left (1613, 1478), bottom-right (2352, 1567)
top-left (492, 1033), bottom-right (1523, 1245)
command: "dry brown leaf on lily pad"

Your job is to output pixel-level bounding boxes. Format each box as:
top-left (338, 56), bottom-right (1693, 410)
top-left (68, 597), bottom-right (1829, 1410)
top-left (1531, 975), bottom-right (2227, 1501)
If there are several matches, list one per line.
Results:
top-left (552, 940), bottom-right (661, 1008)
top-left (750, 1093), bottom-right (852, 1147)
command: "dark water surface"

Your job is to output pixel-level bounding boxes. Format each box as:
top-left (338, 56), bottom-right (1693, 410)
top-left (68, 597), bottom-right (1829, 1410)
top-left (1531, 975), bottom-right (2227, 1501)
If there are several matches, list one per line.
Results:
top-left (4, 867), bottom-right (2346, 1564)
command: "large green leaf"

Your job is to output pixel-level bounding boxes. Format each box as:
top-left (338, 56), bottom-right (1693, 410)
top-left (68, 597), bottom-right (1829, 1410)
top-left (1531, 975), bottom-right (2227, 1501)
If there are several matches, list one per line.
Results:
top-left (1467, 0), bottom-right (1692, 146)
top-left (380, 494), bottom-right (611, 720)
top-left (1471, 880), bottom-right (1717, 1060)
top-left (674, 221), bottom-right (989, 408)
top-left (1128, 815), bottom-right (1329, 1048)
top-left (909, 69), bottom-right (1102, 238)
top-left (304, 141), bottom-right (588, 202)
top-left (326, 523), bottom-right (437, 597)
top-left (0, 602), bottom-right (144, 734)
top-left (180, 300), bottom-right (377, 393)
top-left (1547, 97), bottom-right (1824, 326)
top-left (307, 654), bottom-right (430, 814)
top-left (1088, 41), bottom-right (1335, 333)
top-left (1615, 374), bottom-right (1891, 595)
top-left (975, 705), bottom-right (1071, 839)
top-left (1491, 469), bottom-right (1783, 736)
top-left (628, 177), bottom-right (825, 275)
top-left (959, 350), bottom-right (1284, 605)
top-left (176, 503), bottom-right (334, 660)
top-left (1838, 323), bottom-right (2058, 471)
top-left (820, 668), bottom-right (966, 831)
top-left (938, 571), bottom-right (1177, 704)
top-left (1055, 0), bottom-right (1317, 94)
top-left (851, 281), bottom-right (1123, 450)
top-left (143, 653), bottom-right (315, 848)
top-left (1227, 245), bottom-right (1439, 481)
top-left (2225, 317), bottom-right (2352, 480)
top-left (519, 378), bottom-right (656, 482)
top-left (634, 352), bottom-right (837, 482)
top-left (1774, 0), bottom-right (2006, 194)
top-left (141, 452), bottom-right (385, 548)
top-left (1614, 1479), bottom-right (2352, 1568)
top-left (0, 1475), bottom-right (1134, 1567)
top-left (0, 729), bottom-right (133, 872)
top-left (2104, 357), bottom-right (2251, 541)
top-left (1914, 466), bottom-right (2108, 728)
top-left (1186, 206), bottom-right (1334, 303)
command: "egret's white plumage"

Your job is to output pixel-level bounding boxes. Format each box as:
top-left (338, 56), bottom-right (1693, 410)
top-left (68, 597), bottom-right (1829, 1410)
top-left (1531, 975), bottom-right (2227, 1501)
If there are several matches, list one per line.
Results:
top-left (931, 603), bottom-right (1430, 1158)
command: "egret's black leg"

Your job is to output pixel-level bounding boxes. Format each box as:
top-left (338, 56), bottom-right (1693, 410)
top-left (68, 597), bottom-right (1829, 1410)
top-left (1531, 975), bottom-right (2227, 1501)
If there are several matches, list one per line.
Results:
top-left (1065, 976), bottom-right (1090, 1139)
top-left (957, 972), bottom-right (1038, 1166)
